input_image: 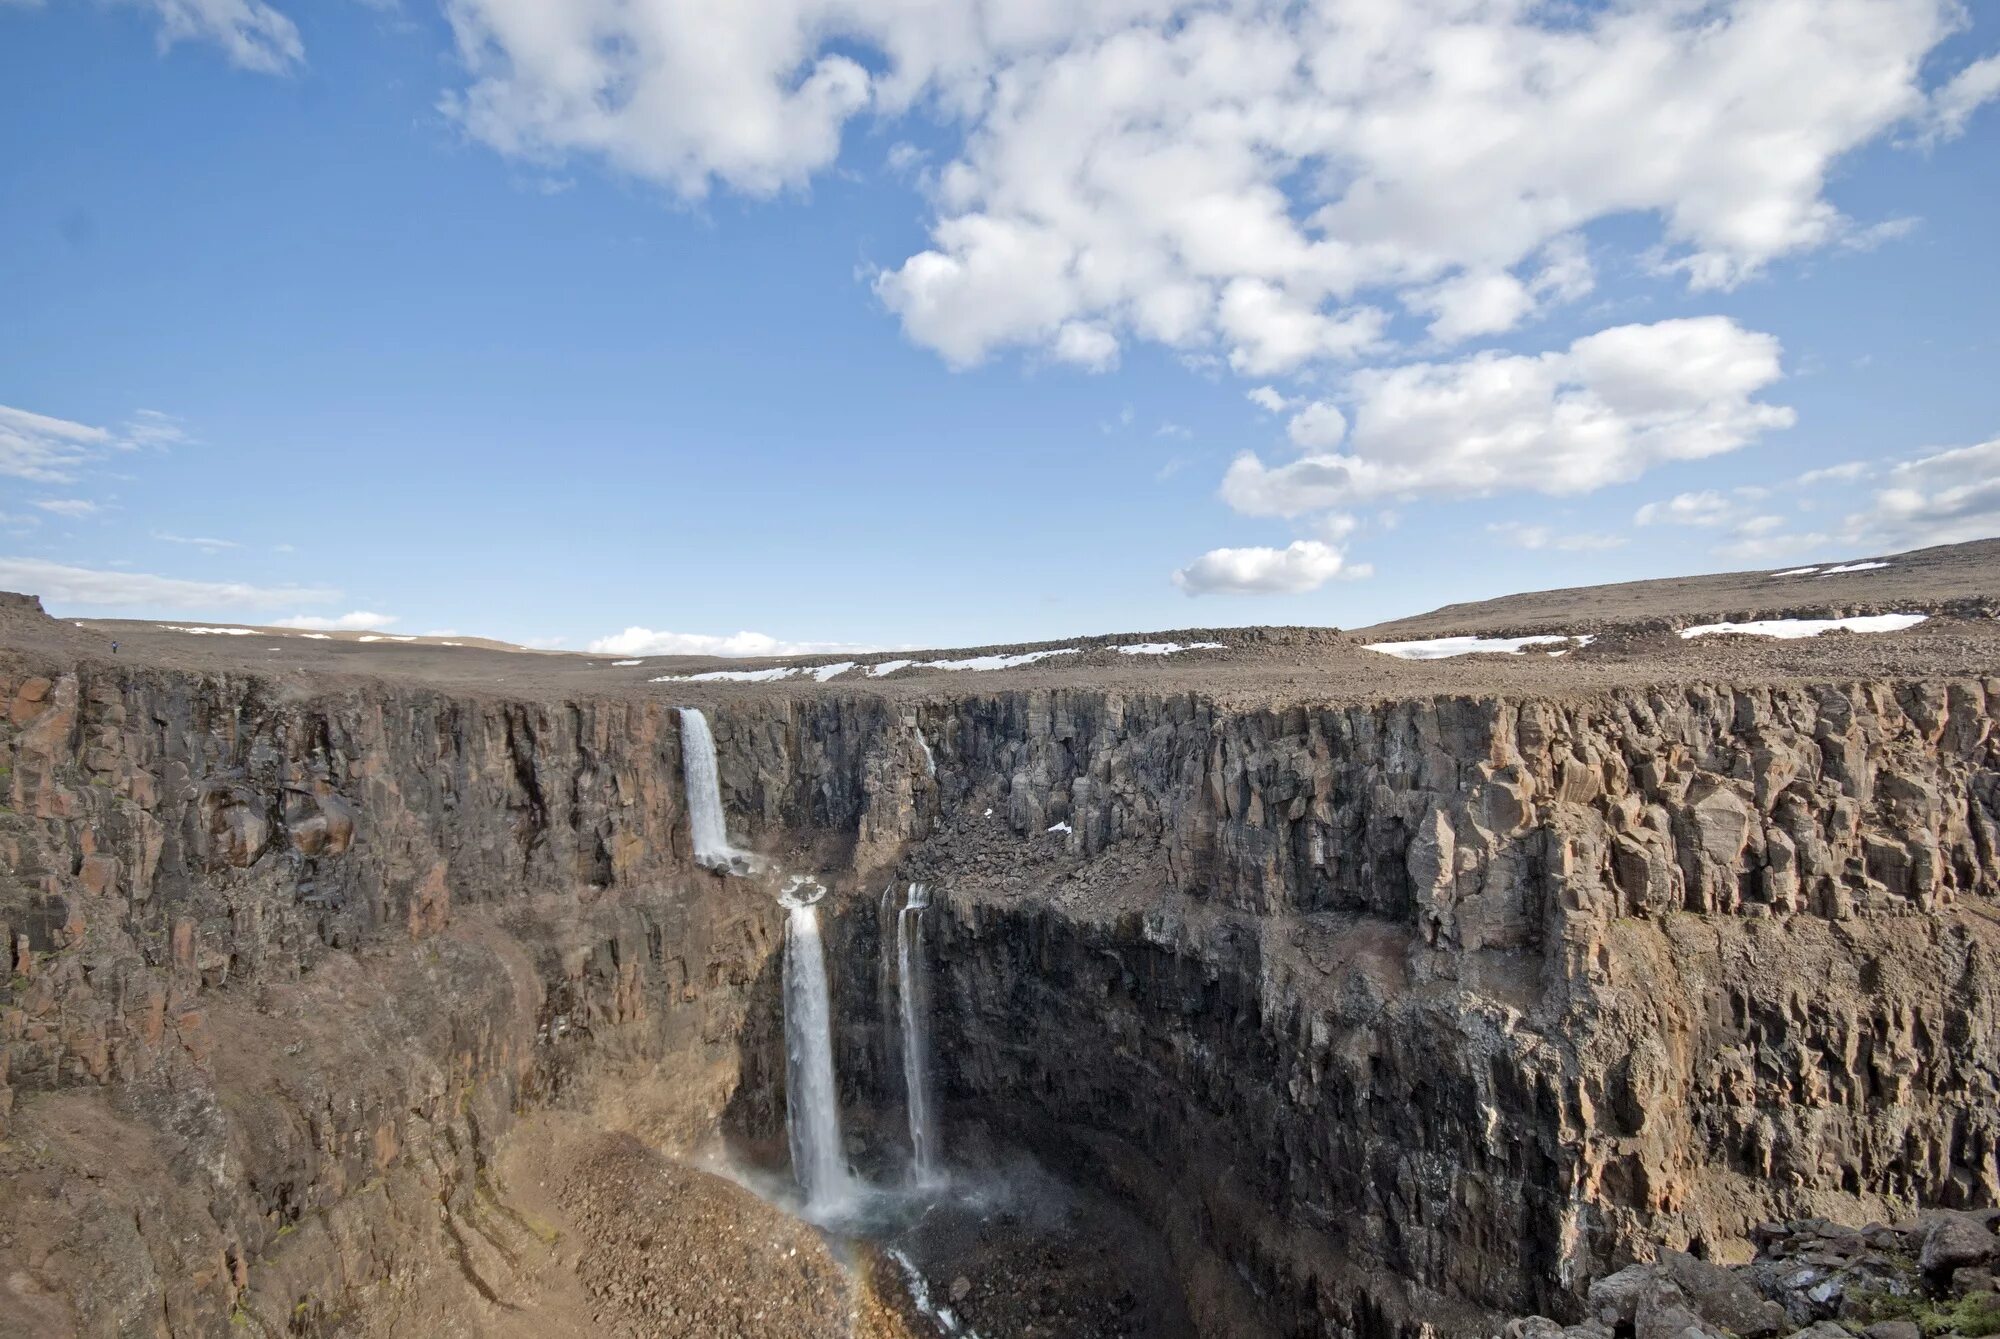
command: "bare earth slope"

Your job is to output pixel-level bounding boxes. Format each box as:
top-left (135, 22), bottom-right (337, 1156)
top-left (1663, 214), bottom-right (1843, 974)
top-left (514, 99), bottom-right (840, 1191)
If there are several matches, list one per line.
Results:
top-left (1355, 537), bottom-right (2000, 639)
top-left (13, 537), bottom-right (2000, 712)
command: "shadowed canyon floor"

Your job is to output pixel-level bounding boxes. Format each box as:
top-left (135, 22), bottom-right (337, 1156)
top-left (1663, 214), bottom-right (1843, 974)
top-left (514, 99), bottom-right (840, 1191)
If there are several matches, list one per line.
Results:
top-left (3, 539), bottom-right (2000, 1337)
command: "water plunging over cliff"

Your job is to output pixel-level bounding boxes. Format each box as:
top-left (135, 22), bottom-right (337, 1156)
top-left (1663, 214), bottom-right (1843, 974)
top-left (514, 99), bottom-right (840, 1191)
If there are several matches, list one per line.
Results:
top-left (780, 878), bottom-right (856, 1218)
top-left (676, 707), bottom-right (754, 874)
top-left (898, 883), bottom-right (940, 1184)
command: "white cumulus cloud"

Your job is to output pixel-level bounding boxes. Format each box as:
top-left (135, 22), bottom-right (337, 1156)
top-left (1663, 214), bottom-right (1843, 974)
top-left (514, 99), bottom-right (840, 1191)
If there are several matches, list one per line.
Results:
top-left (426, 0), bottom-right (1976, 374)
top-left (115, 0), bottom-right (303, 72)
top-left (1285, 402), bottom-right (1348, 451)
top-left (0, 404), bottom-right (112, 483)
top-left (1246, 386), bottom-right (1293, 414)
top-left (0, 558), bottom-right (338, 610)
top-left (1, 401), bottom-right (191, 486)
top-left (1927, 53), bottom-right (2000, 141)
top-left (1851, 437), bottom-right (2000, 548)
top-left (154, 532), bottom-right (241, 552)
top-left (1171, 539), bottom-right (1360, 596)
top-left (34, 498), bottom-right (103, 518)
top-left (1487, 522), bottom-right (1626, 553)
top-left (1634, 490), bottom-right (1739, 527)
top-left (1222, 317), bottom-right (1792, 517)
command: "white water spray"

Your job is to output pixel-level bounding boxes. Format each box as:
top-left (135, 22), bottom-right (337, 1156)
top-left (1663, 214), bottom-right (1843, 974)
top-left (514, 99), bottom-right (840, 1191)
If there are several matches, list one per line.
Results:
top-left (676, 707), bottom-right (754, 874)
top-left (781, 877), bottom-right (855, 1217)
top-left (898, 882), bottom-right (940, 1183)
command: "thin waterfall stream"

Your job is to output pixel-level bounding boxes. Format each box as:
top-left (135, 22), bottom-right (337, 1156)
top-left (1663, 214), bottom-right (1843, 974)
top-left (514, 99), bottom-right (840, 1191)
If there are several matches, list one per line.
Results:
top-left (898, 882), bottom-right (940, 1184)
top-left (780, 876), bottom-right (856, 1219)
top-left (675, 706), bottom-right (756, 874)
top-left (669, 705), bottom-right (1183, 1335)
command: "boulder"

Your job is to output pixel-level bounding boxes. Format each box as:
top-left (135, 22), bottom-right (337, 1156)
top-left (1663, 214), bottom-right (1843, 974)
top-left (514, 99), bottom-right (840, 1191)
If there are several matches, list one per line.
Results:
top-left (1590, 1265), bottom-right (1669, 1328)
top-left (1921, 1212), bottom-right (1997, 1277)
top-left (1659, 1249), bottom-right (1788, 1338)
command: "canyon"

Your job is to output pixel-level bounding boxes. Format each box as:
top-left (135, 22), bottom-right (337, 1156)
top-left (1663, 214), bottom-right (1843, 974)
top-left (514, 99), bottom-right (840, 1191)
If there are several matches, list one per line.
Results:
top-left (3, 541), bottom-right (2000, 1337)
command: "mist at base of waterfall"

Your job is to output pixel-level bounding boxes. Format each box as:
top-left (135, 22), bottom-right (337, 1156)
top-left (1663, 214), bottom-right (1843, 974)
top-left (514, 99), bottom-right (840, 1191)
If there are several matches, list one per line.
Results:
top-left (699, 1128), bottom-right (1196, 1339)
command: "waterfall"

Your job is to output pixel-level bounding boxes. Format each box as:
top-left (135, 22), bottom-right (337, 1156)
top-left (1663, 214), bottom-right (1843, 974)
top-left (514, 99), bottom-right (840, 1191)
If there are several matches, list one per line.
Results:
top-left (915, 727), bottom-right (937, 779)
top-left (781, 879), bottom-right (855, 1217)
top-left (676, 707), bottom-right (753, 874)
top-left (878, 882), bottom-right (902, 1108)
top-left (898, 882), bottom-right (940, 1183)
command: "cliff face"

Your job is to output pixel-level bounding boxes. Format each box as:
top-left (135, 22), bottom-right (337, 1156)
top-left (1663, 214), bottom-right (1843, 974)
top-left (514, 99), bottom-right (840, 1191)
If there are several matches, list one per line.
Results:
top-left (887, 683), bottom-right (2000, 1331)
top-left (0, 661), bottom-right (784, 1334)
top-left (4, 641), bottom-right (1998, 1337)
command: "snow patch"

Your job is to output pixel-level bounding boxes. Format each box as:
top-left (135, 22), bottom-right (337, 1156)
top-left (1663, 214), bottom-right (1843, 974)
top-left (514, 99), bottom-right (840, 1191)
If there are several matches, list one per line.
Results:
top-left (1046, 821), bottom-right (1073, 834)
top-left (1771, 566), bottom-right (1820, 577)
top-left (163, 625), bottom-right (254, 636)
top-left (654, 666), bottom-right (801, 684)
top-left (1365, 634), bottom-right (1579, 660)
top-left (657, 649), bottom-right (1080, 684)
top-left (1681, 613), bottom-right (1928, 640)
top-left (611, 659), bottom-right (642, 666)
top-left (923, 648), bottom-right (1079, 672)
top-left (1819, 561), bottom-right (1890, 575)
top-left (1115, 641), bottom-right (1226, 656)
top-left (302, 633), bottom-right (331, 640)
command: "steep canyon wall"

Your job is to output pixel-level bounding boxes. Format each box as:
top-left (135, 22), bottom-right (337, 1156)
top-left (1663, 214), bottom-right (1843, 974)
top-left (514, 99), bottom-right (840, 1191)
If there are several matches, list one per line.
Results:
top-left (3, 636), bottom-right (1997, 1336)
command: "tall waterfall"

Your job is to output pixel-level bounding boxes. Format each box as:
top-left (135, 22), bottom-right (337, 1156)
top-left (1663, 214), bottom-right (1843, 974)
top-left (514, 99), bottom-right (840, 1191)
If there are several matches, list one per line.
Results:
top-left (781, 880), bottom-right (855, 1217)
top-left (898, 882), bottom-right (940, 1183)
top-left (676, 707), bottom-right (753, 874)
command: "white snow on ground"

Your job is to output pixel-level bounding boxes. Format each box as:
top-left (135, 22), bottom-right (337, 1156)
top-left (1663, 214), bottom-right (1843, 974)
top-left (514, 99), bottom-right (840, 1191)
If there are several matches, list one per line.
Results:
top-left (653, 666), bottom-right (802, 684)
top-left (1681, 613), bottom-right (1928, 640)
top-left (1771, 567), bottom-right (1820, 577)
top-left (1365, 634), bottom-right (1579, 660)
top-left (1820, 561), bottom-right (1890, 574)
top-left (1047, 821), bottom-right (1073, 834)
top-left (302, 633), bottom-right (331, 640)
top-left (649, 644), bottom-right (1172, 683)
top-left (1116, 641), bottom-right (1226, 656)
top-left (163, 625), bottom-right (255, 636)
top-left (923, 648), bottom-right (1079, 672)
top-left (611, 659), bottom-right (642, 666)
top-left (357, 635), bottom-right (385, 642)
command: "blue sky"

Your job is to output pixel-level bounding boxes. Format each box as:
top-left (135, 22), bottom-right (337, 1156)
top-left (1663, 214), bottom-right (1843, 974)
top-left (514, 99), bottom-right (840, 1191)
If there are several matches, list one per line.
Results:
top-left (1, 0), bottom-right (1996, 654)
